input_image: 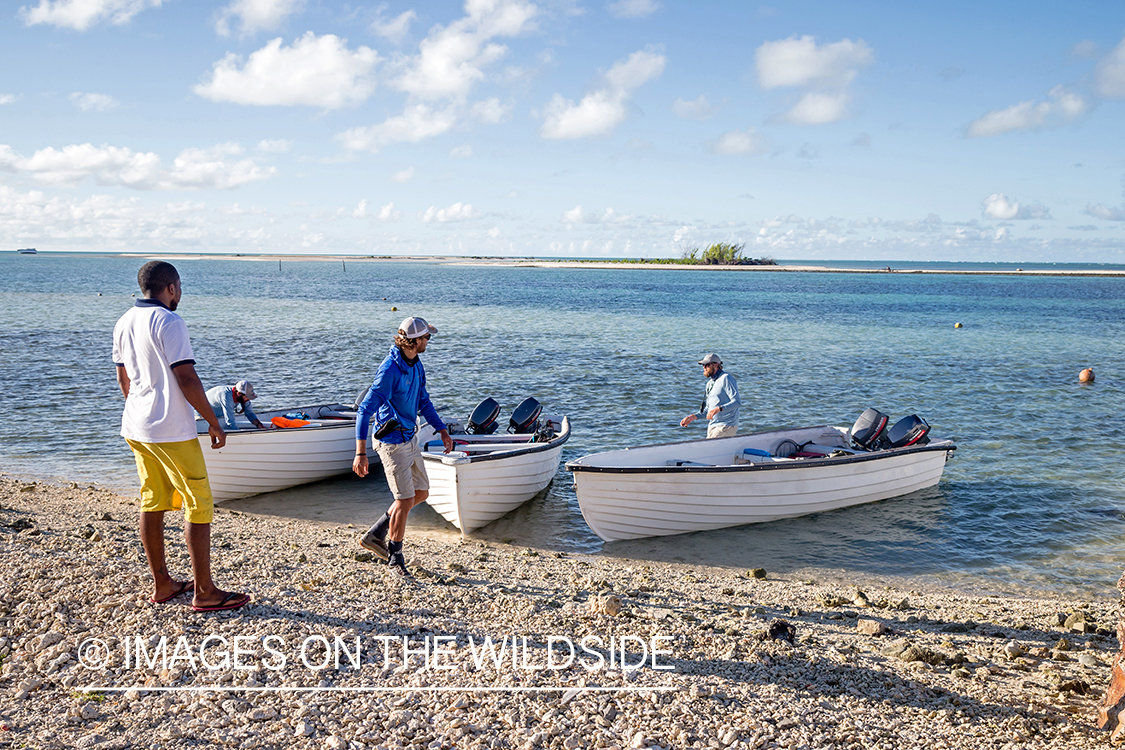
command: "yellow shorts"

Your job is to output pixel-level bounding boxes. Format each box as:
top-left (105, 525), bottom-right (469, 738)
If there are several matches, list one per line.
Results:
top-left (125, 438), bottom-right (215, 524)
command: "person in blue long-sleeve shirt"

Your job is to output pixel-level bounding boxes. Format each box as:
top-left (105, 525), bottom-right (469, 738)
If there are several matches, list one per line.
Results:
top-left (204, 381), bottom-right (266, 430)
top-left (680, 353), bottom-right (741, 438)
top-left (353, 316), bottom-right (453, 580)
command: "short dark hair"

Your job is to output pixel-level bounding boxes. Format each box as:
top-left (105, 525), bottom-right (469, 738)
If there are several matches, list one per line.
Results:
top-left (137, 261), bottom-right (179, 296)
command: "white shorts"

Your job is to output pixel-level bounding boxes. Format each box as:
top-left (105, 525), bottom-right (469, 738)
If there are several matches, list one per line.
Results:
top-left (375, 435), bottom-right (429, 500)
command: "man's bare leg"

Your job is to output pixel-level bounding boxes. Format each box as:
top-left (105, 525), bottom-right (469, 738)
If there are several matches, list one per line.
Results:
top-left (387, 489), bottom-right (428, 543)
top-left (185, 521), bottom-right (243, 608)
top-left (140, 511), bottom-right (183, 602)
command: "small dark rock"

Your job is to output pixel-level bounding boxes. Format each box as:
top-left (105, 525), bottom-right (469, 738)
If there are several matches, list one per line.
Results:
top-left (760, 618), bottom-right (796, 643)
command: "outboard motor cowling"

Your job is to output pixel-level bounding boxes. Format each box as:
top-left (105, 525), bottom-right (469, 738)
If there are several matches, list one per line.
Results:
top-left (851, 408), bottom-right (890, 450)
top-left (467, 398), bottom-right (500, 435)
top-left (508, 397), bottom-right (542, 434)
top-left (886, 415), bottom-right (931, 448)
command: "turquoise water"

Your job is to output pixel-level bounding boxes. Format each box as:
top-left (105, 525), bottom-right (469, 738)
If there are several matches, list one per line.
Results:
top-left (2, 253), bottom-right (1123, 598)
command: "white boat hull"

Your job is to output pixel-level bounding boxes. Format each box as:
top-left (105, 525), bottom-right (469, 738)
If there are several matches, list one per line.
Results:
top-left (566, 425), bottom-right (954, 542)
top-left (197, 404), bottom-right (372, 502)
top-left (418, 417), bottom-right (570, 534)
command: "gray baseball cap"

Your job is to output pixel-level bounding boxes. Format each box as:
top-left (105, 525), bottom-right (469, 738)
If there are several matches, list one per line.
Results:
top-left (698, 353), bottom-right (723, 365)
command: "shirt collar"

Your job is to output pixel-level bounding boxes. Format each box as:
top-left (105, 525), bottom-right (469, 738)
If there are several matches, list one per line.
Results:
top-left (135, 298), bottom-right (170, 310)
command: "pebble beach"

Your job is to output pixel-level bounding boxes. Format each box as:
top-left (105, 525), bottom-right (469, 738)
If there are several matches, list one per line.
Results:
top-left (0, 475), bottom-right (1119, 750)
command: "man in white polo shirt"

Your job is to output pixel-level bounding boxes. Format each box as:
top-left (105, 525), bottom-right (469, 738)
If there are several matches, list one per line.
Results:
top-left (113, 261), bottom-right (250, 612)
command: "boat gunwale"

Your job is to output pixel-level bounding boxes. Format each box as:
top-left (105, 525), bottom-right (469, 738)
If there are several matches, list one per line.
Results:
top-left (422, 417), bottom-right (570, 465)
top-left (566, 430), bottom-right (954, 474)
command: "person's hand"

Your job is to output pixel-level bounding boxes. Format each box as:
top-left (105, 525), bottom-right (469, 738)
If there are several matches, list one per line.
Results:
top-left (254, 421), bottom-right (266, 429)
top-left (209, 423), bottom-right (226, 449)
top-left (706, 407), bottom-right (722, 420)
top-left (353, 454), bottom-right (369, 477)
top-left (440, 429), bottom-right (454, 454)
top-left (680, 414), bottom-right (696, 427)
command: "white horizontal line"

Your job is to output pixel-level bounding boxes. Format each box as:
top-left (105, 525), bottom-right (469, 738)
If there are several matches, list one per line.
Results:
top-left (78, 685), bottom-right (678, 693)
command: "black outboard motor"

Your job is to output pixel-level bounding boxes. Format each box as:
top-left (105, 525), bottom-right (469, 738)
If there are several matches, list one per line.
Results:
top-left (851, 408), bottom-right (890, 450)
top-left (886, 415), bottom-right (931, 448)
top-left (467, 398), bottom-right (500, 435)
top-left (508, 397), bottom-right (542, 434)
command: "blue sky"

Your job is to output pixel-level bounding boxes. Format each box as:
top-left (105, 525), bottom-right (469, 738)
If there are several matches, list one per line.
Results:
top-left (2, 0), bottom-right (1125, 261)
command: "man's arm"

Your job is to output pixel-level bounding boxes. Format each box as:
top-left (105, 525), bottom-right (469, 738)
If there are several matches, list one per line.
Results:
top-left (173, 364), bottom-right (226, 448)
top-left (242, 399), bottom-right (265, 429)
top-left (116, 364), bottom-right (130, 398)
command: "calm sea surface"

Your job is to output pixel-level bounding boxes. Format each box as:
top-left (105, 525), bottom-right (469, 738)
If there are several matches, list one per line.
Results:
top-left (2, 253), bottom-right (1124, 598)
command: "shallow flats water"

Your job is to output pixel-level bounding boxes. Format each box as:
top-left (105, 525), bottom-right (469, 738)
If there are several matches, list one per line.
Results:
top-left (1, 253), bottom-right (1123, 597)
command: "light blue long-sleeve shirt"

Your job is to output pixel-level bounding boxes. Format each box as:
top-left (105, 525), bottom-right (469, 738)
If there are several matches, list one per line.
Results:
top-left (205, 385), bottom-right (260, 430)
top-left (695, 370), bottom-right (740, 427)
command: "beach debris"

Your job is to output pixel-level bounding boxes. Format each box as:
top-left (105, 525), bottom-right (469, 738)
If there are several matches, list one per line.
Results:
top-left (853, 589), bottom-right (871, 607)
top-left (748, 568), bottom-right (767, 579)
top-left (857, 619), bottom-right (888, 636)
top-left (587, 594), bottom-right (622, 616)
top-left (761, 618), bottom-right (796, 643)
top-left (1064, 611), bottom-right (1092, 633)
top-left (1079, 367), bottom-right (1095, 382)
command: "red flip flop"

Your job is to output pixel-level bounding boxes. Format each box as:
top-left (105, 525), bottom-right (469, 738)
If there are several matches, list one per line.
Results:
top-left (192, 592), bottom-right (250, 613)
top-left (152, 580), bottom-right (194, 604)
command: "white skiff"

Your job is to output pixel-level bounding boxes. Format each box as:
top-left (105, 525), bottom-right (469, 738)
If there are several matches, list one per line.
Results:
top-left (196, 403), bottom-right (373, 502)
top-left (566, 424), bottom-right (955, 542)
top-left (417, 416), bottom-right (571, 534)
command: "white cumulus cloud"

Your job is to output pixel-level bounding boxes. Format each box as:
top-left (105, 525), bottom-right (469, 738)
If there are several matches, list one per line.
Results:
top-left (340, 0), bottom-right (536, 153)
top-left (378, 201), bottom-right (403, 221)
top-left (0, 94), bottom-right (16, 105)
top-left (607, 0), bottom-right (659, 19)
top-left (256, 139), bottom-right (292, 152)
top-left (420, 202), bottom-right (476, 222)
top-left (215, 0), bottom-right (303, 37)
top-left (1095, 36), bottom-right (1125, 98)
top-left (371, 9), bottom-right (416, 43)
top-left (708, 128), bottom-right (769, 156)
top-left (1085, 203), bottom-right (1125, 221)
top-left (395, 0), bottom-right (537, 101)
top-left (353, 199), bottom-right (368, 218)
top-left (966, 85), bottom-right (1089, 137)
top-left (70, 92), bottom-right (119, 112)
top-left (0, 141), bottom-right (276, 190)
top-left (755, 35), bottom-right (873, 125)
top-left (194, 32), bottom-right (378, 108)
top-left (672, 94), bottom-right (720, 120)
top-left (981, 193), bottom-right (1050, 220)
top-left (19, 0), bottom-right (163, 30)
top-left (390, 167), bottom-right (415, 182)
top-left (338, 105), bottom-right (458, 153)
top-left (539, 49), bottom-right (665, 139)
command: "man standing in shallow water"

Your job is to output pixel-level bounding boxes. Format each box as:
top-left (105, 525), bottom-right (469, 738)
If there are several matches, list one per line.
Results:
top-left (680, 353), bottom-right (741, 439)
top-left (112, 261), bottom-right (250, 612)
top-left (354, 316), bottom-right (454, 581)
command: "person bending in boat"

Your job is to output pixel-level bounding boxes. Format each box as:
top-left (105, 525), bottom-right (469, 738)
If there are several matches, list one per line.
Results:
top-left (353, 316), bottom-right (454, 580)
top-left (112, 261), bottom-right (250, 612)
top-left (679, 352), bottom-right (741, 439)
top-left (204, 380), bottom-right (267, 430)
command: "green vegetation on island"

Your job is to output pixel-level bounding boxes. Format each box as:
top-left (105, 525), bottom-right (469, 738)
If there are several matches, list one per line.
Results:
top-left (574, 243), bottom-right (776, 266)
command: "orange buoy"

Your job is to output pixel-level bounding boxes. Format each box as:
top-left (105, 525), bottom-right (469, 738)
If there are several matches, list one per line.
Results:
top-left (1079, 368), bottom-right (1095, 383)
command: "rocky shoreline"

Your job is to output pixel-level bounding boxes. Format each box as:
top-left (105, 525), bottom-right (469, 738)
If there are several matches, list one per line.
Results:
top-left (0, 474), bottom-right (1119, 749)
